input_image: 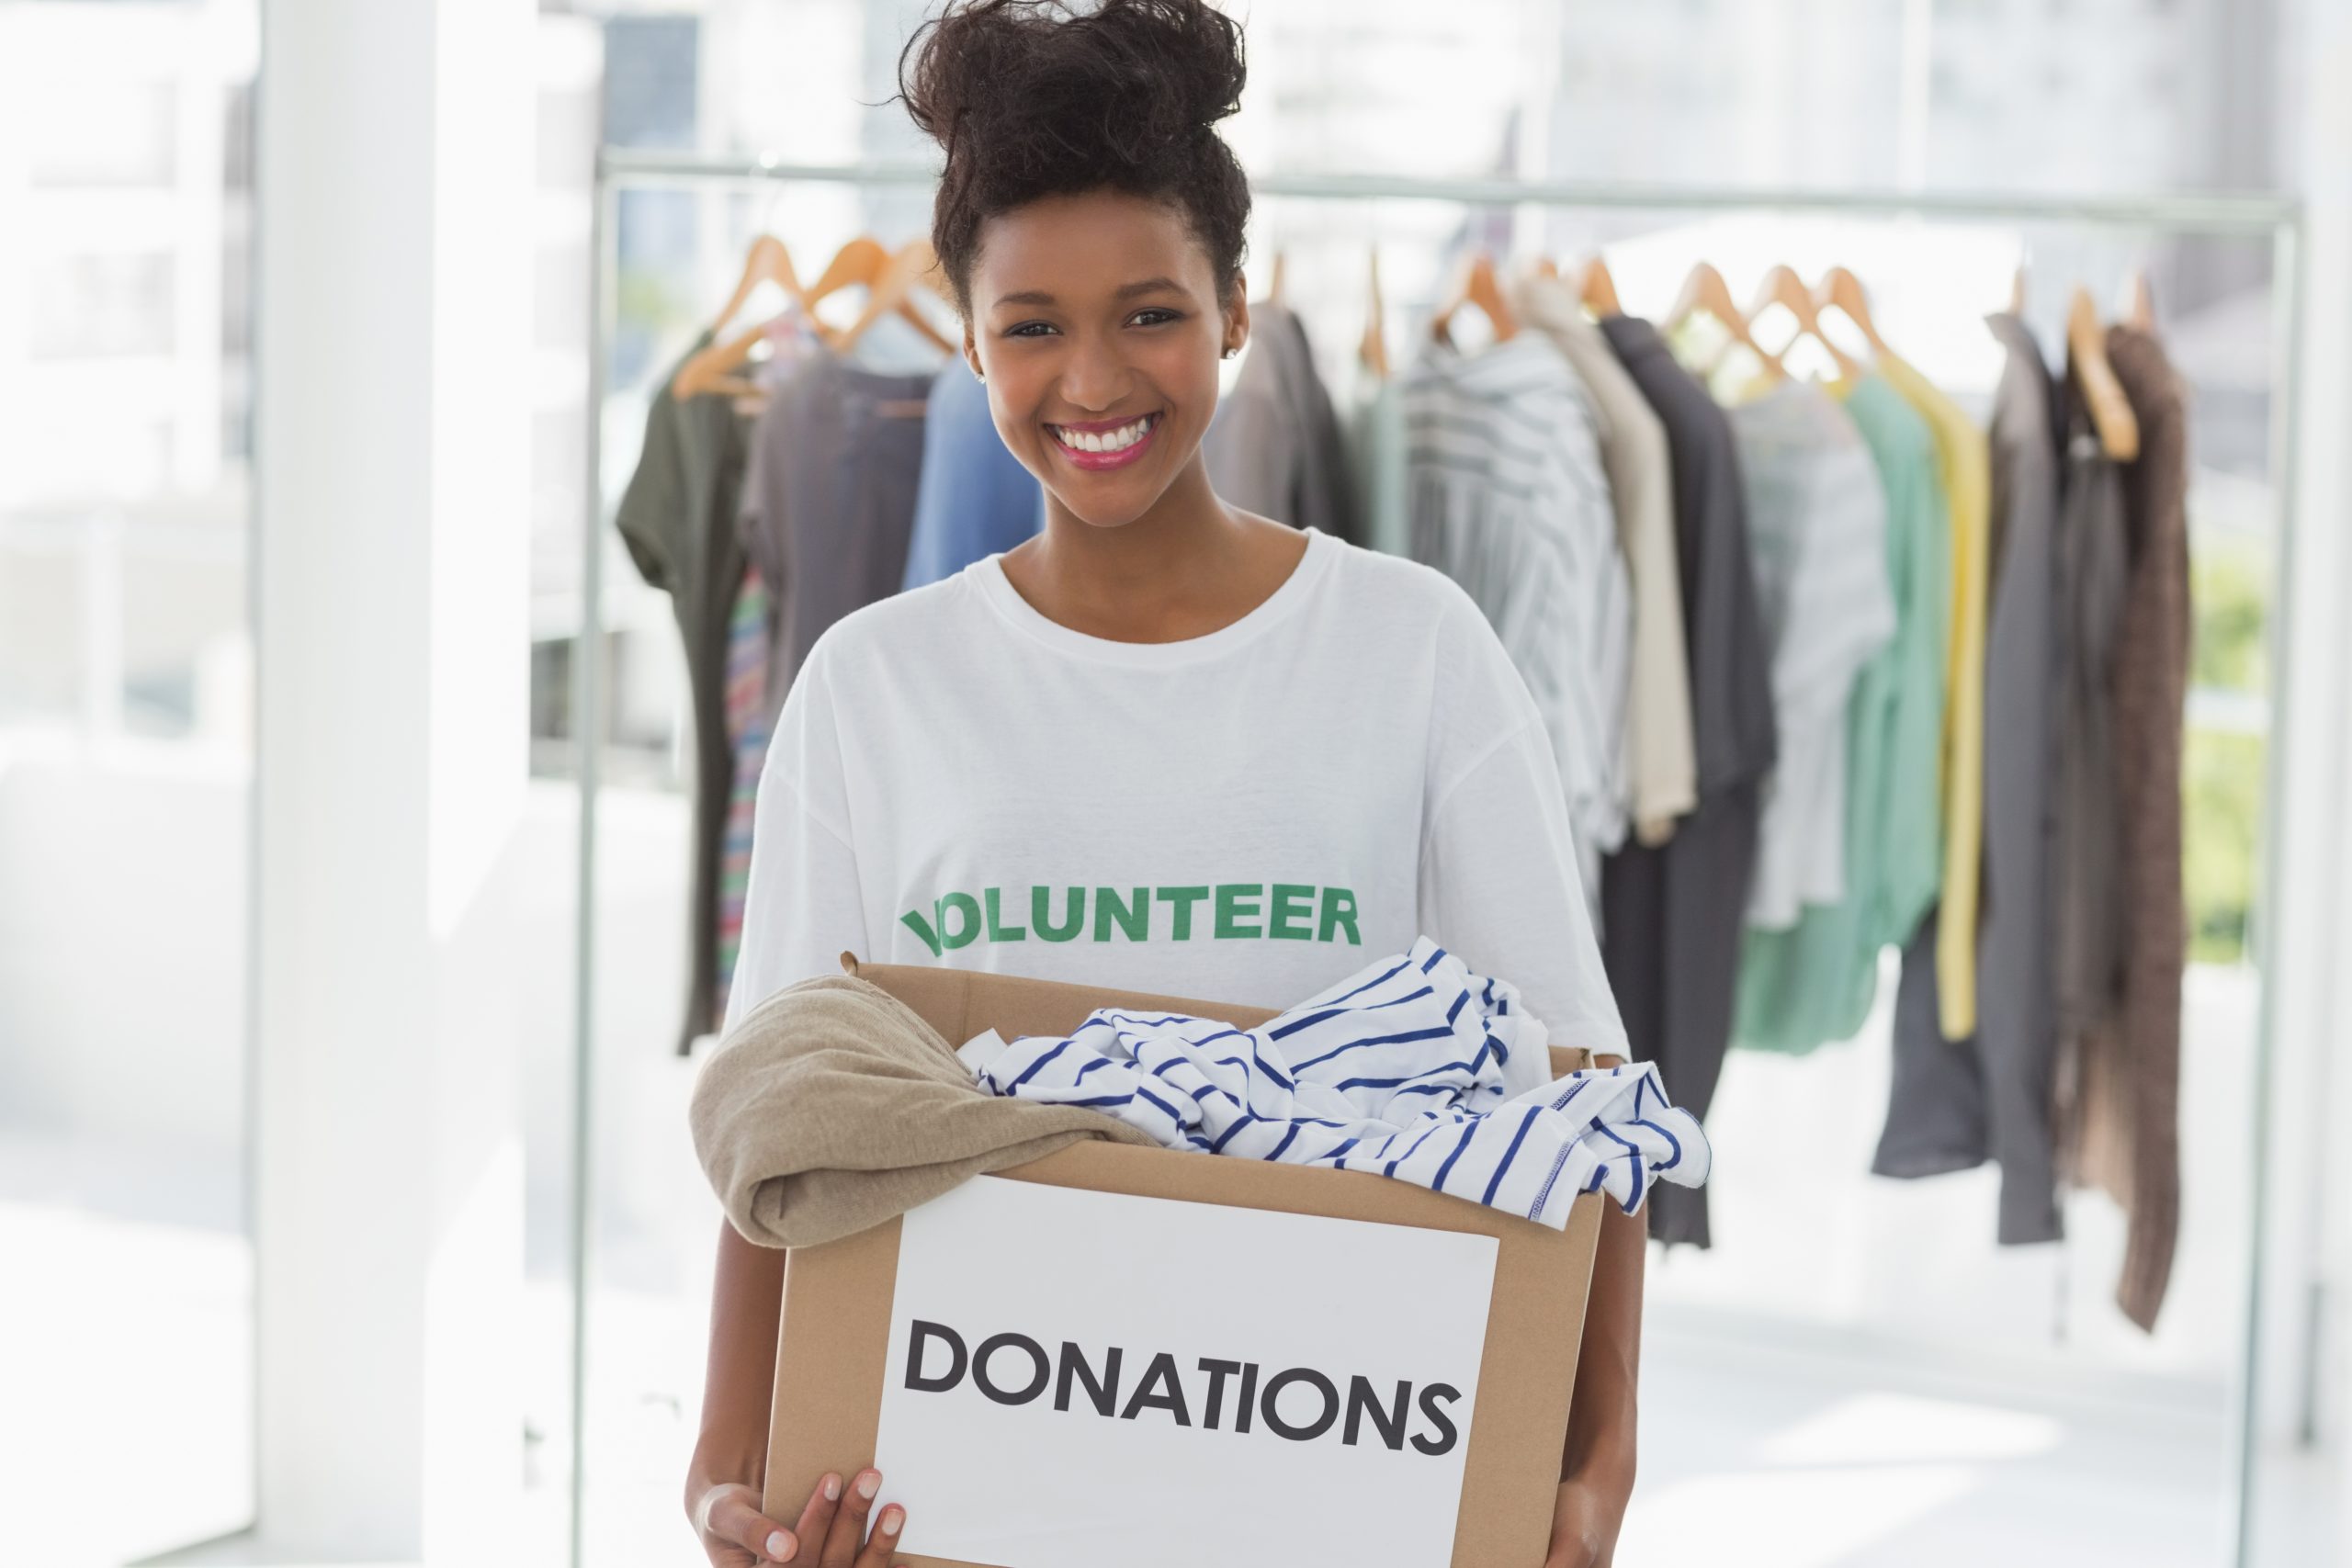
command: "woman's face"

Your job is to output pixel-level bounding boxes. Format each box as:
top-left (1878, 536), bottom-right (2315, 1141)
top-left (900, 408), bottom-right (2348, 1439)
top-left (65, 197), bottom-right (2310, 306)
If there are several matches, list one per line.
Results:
top-left (965, 189), bottom-right (1246, 529)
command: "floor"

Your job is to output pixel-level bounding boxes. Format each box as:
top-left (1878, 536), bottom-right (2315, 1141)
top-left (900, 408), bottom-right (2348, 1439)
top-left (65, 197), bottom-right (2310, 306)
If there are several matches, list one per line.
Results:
top-left (6, 1194), bottom-right (2343, 1567)
top-left (1622, 1306), bottom-right (2233, 1566)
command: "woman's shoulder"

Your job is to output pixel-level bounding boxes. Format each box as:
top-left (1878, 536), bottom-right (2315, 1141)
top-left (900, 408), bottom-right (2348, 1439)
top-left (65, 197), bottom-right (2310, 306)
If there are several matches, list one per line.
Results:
top-left (798, 566), bottom-right (990, 685)
top-left (1323, 535), bottom-right (1495, 645)
top-left (1324, 539), bottom-right (1545, 743)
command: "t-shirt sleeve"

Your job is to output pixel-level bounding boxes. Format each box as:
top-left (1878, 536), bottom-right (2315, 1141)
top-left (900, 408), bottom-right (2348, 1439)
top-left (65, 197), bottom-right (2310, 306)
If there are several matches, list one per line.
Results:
top-left (1417, 589), bottom-right (1630, 1094)
top-left (614, 391), bottom-right (684, 592)
top-left (718, 644), bottom-right (869, 1036)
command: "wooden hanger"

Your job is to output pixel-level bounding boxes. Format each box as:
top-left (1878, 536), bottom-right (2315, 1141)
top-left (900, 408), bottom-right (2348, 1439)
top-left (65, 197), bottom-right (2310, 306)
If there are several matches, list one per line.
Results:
top-left (2067, 285), bottom-right (2140, 460)
top-left (1533, 255), bottom-right (1561, 279)
top-left (670, 237), bottom-right (957, 400)
top-left (672, 233), bottom-right (816, 398)
top-left (828, 238), bottom-right (955, 357)
top-left (1430, 251), bottom-right (1518, 346)
top-left (1578, 254), bottom-right (1623, 319)
top-left (1266, 250), bottom-right (1287, 307)
top-left (806, 236), bottom-right (888, 306)
top-left (671, 312), bottom-right (805, 401)
top-left (671, 320), bottom-right (789, 400)
top-left (709, 233), bottom-right (808, 339)
top-left (808, 236), bottom-right (957, 355)
top-left (2122, 268), bottom-right (2156, 333)
top-left (1359, 248), bottom-right (1389, 379)
top-left (1665, 261), bottom-right (1784, 380)
top-left (1745, 263), bottom-right (1859, 382)
top-left (2008, 262), bottom-right (2028, 316)
top-left (673, 231), bottom-right (877, 399)
top-left (1812, 265), bottom-right (1889, 357)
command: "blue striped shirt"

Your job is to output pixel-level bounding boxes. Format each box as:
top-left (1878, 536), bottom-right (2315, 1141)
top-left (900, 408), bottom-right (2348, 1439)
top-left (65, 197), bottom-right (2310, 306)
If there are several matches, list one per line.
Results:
top-left (970, 936), bottom-right (1708, 1228)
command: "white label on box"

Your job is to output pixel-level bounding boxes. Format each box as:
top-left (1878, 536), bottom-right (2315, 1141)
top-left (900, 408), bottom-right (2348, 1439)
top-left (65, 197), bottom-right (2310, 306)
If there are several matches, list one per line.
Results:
top-left (874, 1175), bottom-right (1499, 1568)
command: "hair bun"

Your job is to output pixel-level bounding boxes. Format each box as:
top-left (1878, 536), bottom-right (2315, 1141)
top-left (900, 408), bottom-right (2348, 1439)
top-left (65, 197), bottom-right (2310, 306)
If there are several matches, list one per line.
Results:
top-left (901, 0), bottom-right (1246, 175)
top-left (896, 0), bottom-right (1255, 318)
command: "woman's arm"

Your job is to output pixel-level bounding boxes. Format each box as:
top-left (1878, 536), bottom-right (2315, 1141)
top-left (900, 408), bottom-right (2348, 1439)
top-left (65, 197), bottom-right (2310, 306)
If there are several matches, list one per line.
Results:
top-left (685, 1219), bottom-right (795, 1563)
top-left (688, 1221), bottom-right (914, 1568)
top-left (1548, 1183), bottom-right (1645, 1568)
top-left (1414, 670), bottom-right (1649, 1566)
top-left (694, 638), bottom-right (907, 1562)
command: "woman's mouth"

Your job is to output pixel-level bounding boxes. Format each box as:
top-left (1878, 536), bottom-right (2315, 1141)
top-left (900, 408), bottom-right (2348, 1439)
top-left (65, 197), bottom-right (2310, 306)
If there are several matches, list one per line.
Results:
top-left (1046, 412), bottom-right (1162, 471)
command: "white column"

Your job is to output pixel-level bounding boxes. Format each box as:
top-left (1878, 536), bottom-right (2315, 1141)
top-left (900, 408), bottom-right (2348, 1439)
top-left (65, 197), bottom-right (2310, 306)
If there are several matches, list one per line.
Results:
top-left (2306, 2), bottom-right (2352, 1542)
top-left (252, 1), bottom-right (536, 1560)
top-left (2256, 2), bottom-right (2352, 1560)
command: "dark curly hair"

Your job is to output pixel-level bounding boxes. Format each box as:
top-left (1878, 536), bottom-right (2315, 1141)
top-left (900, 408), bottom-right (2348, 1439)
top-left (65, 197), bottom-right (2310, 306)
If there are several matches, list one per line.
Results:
top-left (895, 0), bottom-right (1252, 320)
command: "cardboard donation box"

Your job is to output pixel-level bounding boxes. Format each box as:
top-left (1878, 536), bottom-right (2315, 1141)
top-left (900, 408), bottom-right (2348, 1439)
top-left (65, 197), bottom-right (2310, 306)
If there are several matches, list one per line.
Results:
top-left (764, 956), bottom-right (1608, 1568)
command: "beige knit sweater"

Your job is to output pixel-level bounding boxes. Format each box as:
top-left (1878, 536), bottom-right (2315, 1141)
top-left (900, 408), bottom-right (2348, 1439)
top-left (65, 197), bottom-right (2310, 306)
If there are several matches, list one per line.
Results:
top-left (689, 972), bottom-right (1155, 1249)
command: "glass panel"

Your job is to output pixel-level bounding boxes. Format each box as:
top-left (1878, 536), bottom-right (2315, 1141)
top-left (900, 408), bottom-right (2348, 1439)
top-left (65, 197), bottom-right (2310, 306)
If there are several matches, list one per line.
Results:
top-left (0, 3), bottom-right (261, 1562)
top-left (518, 14), bottom-right (609, 1562)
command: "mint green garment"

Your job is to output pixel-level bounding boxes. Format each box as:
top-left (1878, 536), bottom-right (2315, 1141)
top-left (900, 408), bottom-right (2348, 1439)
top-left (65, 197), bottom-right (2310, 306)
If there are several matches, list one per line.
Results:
top-left (1734, 376), bottom-right (1948, 1054)
top-left (1348, 375), bottom-right (1409, 558)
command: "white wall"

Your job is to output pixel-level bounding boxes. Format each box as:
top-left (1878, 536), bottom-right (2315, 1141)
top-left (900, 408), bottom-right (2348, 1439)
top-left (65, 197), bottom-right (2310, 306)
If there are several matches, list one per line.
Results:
top-left (0, 742), bottom-right (248, 1168)
top-left (249, 0), bottom-right (538, 1556)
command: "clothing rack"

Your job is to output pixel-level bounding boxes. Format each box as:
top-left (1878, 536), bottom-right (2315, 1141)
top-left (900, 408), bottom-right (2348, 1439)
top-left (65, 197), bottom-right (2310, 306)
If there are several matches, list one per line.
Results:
top-left (575, 147), bottom-right (2309, 1568)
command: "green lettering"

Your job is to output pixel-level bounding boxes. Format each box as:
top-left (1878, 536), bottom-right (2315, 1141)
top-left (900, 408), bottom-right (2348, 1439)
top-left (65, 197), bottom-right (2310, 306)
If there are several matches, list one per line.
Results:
top-left (1214, 884), bottom-right (1264, 940)
top-left (937, 893), bottom-right (983, 951)
top-left (1156, 886), bottom-right (1210, 941)
top-left (1033, 885), bottom-right (1084, 942)
top-left (1095, 886), bottom-right (1150, 942)
top-left (899, 907), bottom-right (944, 958)
top-left (985, 886), bottom-right (1027, 942)
top-left (1269, 884), bottom-right (1316, 941)
top-left (1317, 886), bottom-right (1362, 945)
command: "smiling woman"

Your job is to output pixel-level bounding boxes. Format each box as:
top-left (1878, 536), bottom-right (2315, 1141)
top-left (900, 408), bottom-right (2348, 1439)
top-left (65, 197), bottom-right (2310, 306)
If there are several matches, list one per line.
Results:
top-left (894, 0), bottom-right (1256, 565)
top-left (684, 4), bottom-right (1648, 1567)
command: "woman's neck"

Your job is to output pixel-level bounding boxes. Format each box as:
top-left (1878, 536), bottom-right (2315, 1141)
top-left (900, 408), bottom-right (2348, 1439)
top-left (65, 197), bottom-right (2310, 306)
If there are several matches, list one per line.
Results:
top-left (1004, 457), bottom-right (1304, 644)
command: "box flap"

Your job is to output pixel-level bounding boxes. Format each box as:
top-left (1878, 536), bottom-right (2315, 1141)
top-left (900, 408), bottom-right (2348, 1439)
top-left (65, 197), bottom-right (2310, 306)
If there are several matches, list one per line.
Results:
top-left (841, 952), bottom-right (1592, 1078)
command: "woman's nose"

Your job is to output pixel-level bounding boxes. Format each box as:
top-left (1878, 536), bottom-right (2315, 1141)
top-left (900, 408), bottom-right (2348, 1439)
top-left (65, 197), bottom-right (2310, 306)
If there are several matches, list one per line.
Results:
top-left (1057, 332), bottom-right (1133, 412)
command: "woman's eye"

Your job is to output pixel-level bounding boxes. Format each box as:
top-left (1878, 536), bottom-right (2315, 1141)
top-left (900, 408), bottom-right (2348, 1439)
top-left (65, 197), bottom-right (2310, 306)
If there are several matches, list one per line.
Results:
top-left (1131, 309), bottom-right (1182, 327)
top-left (1006, 321), bottom-right (1057, 338)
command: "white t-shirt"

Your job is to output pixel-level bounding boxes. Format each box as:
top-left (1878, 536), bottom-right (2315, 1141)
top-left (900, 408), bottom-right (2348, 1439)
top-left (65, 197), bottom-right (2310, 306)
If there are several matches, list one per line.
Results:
top-left (721, 525), bottom-right (1628, 1097)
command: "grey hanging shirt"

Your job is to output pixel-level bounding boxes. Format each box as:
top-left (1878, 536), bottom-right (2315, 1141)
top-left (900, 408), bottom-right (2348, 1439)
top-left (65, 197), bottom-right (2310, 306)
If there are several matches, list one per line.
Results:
top-left (1595, 315), bottom-right (1779, 1249)
top-left (736, 348), bottom-right (933, 721)
top-left (615, 333), bottom-right (749, 1054)
top-left (1206, 301), bottom-right (1363, 545)
top-left (1873, 313), bottom-right (2067, 1247)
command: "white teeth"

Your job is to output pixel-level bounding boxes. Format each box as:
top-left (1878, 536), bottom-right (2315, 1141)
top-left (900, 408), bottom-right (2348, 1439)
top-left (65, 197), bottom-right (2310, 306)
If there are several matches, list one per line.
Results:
top-left (1057, 414), bottom-right (1153, 455)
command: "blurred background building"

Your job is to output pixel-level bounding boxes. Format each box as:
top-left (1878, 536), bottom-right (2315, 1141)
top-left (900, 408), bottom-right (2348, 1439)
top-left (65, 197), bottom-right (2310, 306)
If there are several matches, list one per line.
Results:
top-left (1, 1), bottom-right (2346, 1565)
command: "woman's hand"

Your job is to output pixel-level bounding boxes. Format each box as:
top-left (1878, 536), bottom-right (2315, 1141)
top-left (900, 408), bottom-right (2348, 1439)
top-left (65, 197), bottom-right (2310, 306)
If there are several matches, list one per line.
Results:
top-left (693, 1469), bottom-right (907, 1568)
top-left (1543, 1470), bottom-right (1630, 1568)
top-left (691, 1479), bottom-right (797, 1566)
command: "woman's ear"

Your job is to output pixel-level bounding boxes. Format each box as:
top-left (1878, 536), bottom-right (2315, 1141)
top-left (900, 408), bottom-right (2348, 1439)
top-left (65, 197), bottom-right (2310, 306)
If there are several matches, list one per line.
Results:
top-left (1218, 273), bottom-right (1250, 358)
top-left (963, 324), bottom-right (984, 382)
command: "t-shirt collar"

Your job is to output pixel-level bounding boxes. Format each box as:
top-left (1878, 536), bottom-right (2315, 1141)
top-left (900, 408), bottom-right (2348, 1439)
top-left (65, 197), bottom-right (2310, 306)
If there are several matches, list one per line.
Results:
top-left (967, 526), bottom-right (1335, 669)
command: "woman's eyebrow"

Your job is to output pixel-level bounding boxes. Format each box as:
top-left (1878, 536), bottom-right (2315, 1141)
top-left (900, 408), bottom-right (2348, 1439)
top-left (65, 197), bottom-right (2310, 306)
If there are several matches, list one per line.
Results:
top-left (1112, 276), bottom-right (1185, 299)
top-left (991, 276), bottom-right (1186, 310)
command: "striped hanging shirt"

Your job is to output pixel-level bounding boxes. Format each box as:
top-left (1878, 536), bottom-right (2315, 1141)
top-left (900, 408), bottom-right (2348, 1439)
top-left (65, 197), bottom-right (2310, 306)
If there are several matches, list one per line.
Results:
top-left (1404, 335), bottom-right (1634, 904)
top-left (967, 936), bottom-right (1709, 1228)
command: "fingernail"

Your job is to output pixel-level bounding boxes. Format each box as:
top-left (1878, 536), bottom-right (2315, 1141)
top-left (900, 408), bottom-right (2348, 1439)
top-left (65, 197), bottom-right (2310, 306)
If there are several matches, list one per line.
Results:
top-left (822, 1473), bottom-right (841, 1501)
top-left (767, 1529), bottom-right (795, 1561)
top-left (857, 1472), bottom-right (880, 1499)
top-left (880, 1507), bottom-right (902, 1536)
